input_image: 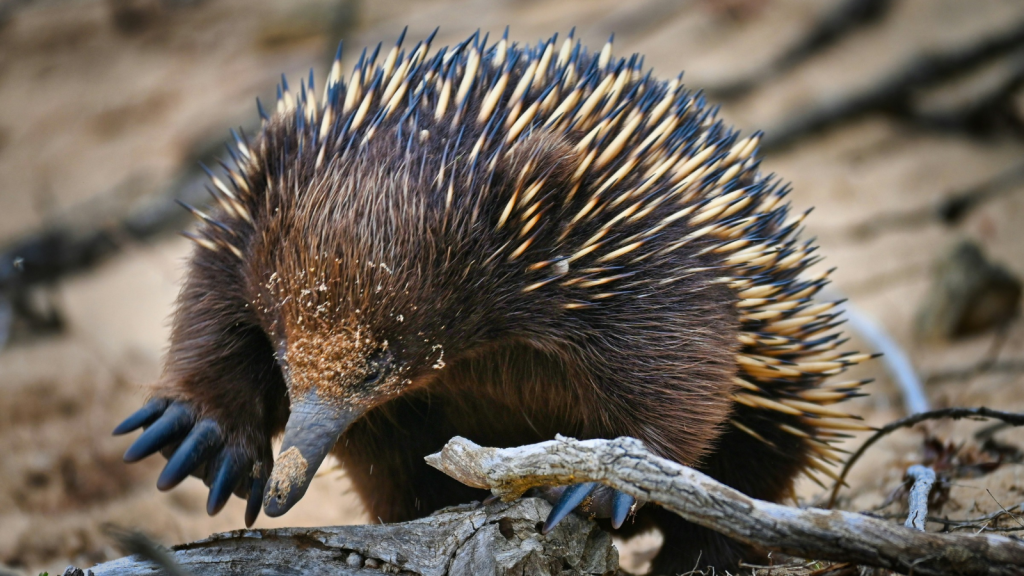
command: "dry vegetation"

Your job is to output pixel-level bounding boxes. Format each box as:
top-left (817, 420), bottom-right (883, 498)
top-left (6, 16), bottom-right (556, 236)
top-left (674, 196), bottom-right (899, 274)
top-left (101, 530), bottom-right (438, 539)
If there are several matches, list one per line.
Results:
top-left (0, 0), bottom-right (1022, 574)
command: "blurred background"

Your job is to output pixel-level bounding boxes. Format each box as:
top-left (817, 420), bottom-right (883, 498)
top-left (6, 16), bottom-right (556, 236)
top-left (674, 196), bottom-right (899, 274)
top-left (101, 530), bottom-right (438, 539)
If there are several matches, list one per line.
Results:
top-left (1, 0), bottom-right (1023, 574)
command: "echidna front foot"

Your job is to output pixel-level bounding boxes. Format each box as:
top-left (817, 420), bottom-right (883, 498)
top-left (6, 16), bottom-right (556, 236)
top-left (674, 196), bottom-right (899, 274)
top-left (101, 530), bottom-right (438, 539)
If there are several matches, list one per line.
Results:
top-left (114, 397), bottom-right (269, 526)
top-left (537, 482), bottom-right (640, 533)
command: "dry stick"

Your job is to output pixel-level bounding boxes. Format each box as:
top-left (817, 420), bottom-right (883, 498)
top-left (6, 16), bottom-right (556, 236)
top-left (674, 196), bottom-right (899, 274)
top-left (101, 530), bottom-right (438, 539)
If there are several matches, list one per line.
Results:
top-left (864, 506), bottom-right (1024, 534)
top-left (927, 360), bottom-right (1024, 386)
top-left (905, 465), bottom-right (937, 531)
top-left (845, 161), bottom-right (1024, 240)
top-left (427, 435), bottom-right (1024, 576)
top-left (761, 19), bottom-right (1024, 150)
top-left (707, 0), bottom-right (895, 100)
top-left (827, 407), bottom-right (1024, 509)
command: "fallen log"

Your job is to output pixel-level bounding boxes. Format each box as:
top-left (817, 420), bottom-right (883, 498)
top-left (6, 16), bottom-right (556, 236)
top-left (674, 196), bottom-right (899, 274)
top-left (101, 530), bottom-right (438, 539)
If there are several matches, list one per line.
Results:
top-left (63, 498), bottom-right (618, 576)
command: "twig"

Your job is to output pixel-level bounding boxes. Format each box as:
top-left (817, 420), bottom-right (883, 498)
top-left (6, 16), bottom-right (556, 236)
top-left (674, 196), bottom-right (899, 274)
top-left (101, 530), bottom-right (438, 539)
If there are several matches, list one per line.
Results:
top-left (987, 490), bottom-right (1024, 530)
top-left (925, 360), bottom-right (1024, 386)
top-left (845, 162), bottom-right (1024, 240)
top-left (909, 55), bottom-right (1024, 139)
top-left (864, 503), bottom-right (1024, 533)
top-left (707, 0), bottom-right (896, 100)
top-left (827, 407), bottom-right (1024, 508)
top-left (427, 435), bottom-right (1024, 576)
top-left (762, 19), bottom-right (1024, 150)
top-left (904, 465), bottom-right (936, 531)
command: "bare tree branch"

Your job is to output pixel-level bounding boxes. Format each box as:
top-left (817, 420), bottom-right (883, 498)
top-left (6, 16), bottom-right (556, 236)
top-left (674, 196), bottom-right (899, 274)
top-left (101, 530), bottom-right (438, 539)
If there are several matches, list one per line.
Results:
top-left (904, 465), bottom-right (937, 531)
top-left (426, 435), bottom-right (1024, 576)
top-left (708, 0), bottom-right (895, 100)
top-left (761, 19), bottom-right (1024, 150)
top-left (828, 407), bottom-right (1024, 508)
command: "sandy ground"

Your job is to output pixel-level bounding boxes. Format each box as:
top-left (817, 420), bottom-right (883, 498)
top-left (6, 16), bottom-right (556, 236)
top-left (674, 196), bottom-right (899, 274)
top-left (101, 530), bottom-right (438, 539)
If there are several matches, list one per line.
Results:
top-left (1, 0), bottom-right (1023, 574)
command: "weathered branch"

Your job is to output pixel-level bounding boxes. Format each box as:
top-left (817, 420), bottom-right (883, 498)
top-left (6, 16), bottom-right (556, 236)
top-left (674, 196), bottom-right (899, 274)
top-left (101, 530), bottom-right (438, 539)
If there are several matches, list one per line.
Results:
top-left (64, 499), bottom-right (618, 576)
top-left (844, 162), bottom-right (1024, 240)
top-left (828, 407), bottom-right (1024, 508)
top-left (707, 0), bottom-right (895, 100)
top-left (904, 465), bottom-right (937, 531)
top-left (761, 19), bottom-right (1024, 150)
top-left (0, 125), bottom-right (264, 348)
top-left (426, 435), bottom-right (1024, 576)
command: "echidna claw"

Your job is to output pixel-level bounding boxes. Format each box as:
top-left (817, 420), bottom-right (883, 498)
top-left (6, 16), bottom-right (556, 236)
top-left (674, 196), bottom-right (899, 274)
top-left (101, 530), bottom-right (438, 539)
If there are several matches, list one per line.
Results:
top-left (610, 491), bottom-right (635, 529)
top-left (207, 448), bottom-right (246, 515)
top-left (246, 474), bottom-right (267, 528)
top-left (157, 418), bottom-right (223, 491)
top-left (122, 401), bottom-right (194, 463)
top-left (112, 398), bottom-right (171, 436)
top-left (537, 483), bottom-right (640, 533)
top-left (542, 482), bottom-right (597, 534)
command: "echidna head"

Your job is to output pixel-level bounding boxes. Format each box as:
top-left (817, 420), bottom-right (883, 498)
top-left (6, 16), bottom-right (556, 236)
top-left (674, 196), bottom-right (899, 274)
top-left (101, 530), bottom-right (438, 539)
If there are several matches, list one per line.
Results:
top-left (229, 136), bottom-right (495, 516)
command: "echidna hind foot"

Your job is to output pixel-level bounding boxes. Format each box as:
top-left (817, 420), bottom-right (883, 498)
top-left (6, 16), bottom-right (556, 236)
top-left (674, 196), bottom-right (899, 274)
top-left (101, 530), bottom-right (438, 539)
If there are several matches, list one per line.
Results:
top-left (114, 27), bottom-right (873, 573)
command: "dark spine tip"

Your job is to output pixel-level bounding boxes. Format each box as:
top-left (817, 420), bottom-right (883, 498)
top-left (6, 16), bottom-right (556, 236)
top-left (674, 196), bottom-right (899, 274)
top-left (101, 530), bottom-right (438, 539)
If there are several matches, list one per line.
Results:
top-left (112, 398), bottom-right (170, 436)
top-left (542, 482), bottom-right (596, 535)
top-left (157, 419), bottom-right (223, 491)
top-left (122, 402), bottom-right (194, 463)
top-left (198, 161), bottom-right (215, 179)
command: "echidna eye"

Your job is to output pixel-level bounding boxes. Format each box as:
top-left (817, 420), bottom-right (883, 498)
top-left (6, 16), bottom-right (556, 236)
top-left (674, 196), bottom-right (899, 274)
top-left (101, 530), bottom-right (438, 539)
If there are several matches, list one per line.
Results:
top-left (363, 366), bottom-right (382, 384)
top-left (363, 350), bottom-right (390, 384)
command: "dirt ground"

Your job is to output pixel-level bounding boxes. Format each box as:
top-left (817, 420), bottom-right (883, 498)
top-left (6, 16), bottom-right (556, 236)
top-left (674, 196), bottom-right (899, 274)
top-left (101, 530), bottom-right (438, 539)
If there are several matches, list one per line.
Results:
top-left (1, 0), bottom-right (1023, 574)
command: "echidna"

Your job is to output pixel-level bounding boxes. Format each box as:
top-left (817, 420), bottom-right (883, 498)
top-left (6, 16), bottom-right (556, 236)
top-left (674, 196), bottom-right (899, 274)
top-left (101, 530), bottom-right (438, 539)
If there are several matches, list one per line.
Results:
top-left (113, 28), bottom-right (872, 572)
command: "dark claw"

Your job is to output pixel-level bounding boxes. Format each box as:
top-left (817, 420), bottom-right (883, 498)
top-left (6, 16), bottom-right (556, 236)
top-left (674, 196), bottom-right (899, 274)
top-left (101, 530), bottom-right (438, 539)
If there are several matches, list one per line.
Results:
top-left (610, 491), bottom-right (635, 529)
top-left (157, 419), bottom-right (223, 491)
top-left (245, 474), bottom-right (266, 528)
top-left (206, 448), bottom-right (246, 516)
top-left (123, 402), bottom-right (195, 463)
top-left (542, 482), bottom-right (597, 534)
top-left (113, 398), bottom-right (171, 436)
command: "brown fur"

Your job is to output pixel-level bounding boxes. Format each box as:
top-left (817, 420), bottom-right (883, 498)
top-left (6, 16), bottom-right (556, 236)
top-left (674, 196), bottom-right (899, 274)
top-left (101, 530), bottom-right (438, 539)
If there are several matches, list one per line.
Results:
top-left (154, 32), bottom-right (866, 573)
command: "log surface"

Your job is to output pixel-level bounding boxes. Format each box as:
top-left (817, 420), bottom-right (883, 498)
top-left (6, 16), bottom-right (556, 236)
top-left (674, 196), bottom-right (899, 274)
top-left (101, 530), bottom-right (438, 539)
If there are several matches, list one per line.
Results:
top-left (66, 498), bottom-right (618, 576)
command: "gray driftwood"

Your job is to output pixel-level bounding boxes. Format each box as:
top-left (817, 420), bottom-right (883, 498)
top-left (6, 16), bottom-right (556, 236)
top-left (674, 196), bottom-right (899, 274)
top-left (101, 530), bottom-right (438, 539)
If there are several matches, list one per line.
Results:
top-left (904, 465), bottom-right (937, 531)
top-left (66, 498), bottom-right (617, 576)
top-left (425, 435), bottom-right (1024, 576)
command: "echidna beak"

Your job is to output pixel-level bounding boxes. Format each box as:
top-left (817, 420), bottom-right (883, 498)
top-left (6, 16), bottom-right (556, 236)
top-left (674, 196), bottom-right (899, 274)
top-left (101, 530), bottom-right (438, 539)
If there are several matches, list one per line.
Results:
top-left (263, 390), bottom-right (360, 517)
